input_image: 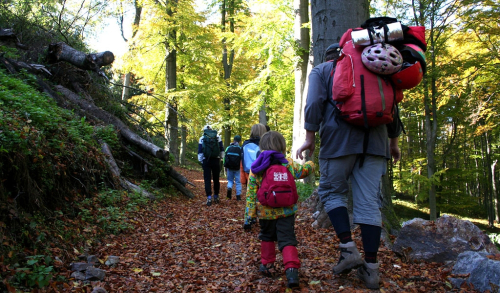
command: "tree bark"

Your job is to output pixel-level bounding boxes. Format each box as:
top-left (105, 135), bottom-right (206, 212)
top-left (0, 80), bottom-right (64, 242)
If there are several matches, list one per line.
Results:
top-left (180, 125), bottom-right (187, 165)
top-left (310, 0), bottom-right (368, 66)
top-left (164, 0), bottom-right (179, 165)
top-left (47, 42), bottom-right (114, 71)
top-left (291, 0), bottom-right (310, 177)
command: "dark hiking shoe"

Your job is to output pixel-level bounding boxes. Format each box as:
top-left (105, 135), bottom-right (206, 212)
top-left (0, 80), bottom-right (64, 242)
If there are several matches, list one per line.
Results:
top-left (357, 261), bottom-right (380, 289)
top-left (214, 195), bottom-right (220, 204)
top-left (227, 188), bottom-right (232, 199)
top-left (259, 263), bottom-right (276, 277)
top-left (236, 195), bottom-right (241, 201)
top-left (206, 197), bottom-right (212, 206)
top-left (333, 241), bottom-right (363, 275)
top-left (285, 268), bottom-right (299, 288)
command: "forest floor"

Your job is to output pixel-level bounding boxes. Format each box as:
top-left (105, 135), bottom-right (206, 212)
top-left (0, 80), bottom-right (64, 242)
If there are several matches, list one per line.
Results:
top-left (53, 166), bottom-right (479, 293)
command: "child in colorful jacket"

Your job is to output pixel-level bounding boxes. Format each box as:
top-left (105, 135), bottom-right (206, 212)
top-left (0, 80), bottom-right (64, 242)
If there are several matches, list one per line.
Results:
top-left (243, 131), bottom-right (314, 288)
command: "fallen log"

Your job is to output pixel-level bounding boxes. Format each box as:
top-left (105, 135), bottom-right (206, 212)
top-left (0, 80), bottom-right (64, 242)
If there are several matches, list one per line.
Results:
top-left (169, 177), bottom-right (194, 199)
top-left (0, 55), bottom-right (51, 75)
top-left (0, 28), bottom-right (28, 49)
top-left (47, 42), bottom-right (114, 72)
top-left (101, 142), bottom-right (155, 199)
top-left (54, 85), bottom-right (167, 160)
top-left (52, 85), bottom-right (195, 198)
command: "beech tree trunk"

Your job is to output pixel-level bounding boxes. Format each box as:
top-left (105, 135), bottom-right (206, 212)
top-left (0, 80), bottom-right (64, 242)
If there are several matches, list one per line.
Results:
top-left (291, 0), bottom-right (310, 173)
top-left (47, 42), bottom-right (114, 71)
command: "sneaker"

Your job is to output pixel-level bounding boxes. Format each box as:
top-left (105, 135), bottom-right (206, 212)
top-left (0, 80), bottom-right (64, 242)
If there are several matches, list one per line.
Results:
top-left (285, 268), bottom-right (299, 288)
top-left (227, 188), bottom-right (232, 199)
top-left (332, 241), bottom-right (363, 275)
top-left (206, 197), bottom-right (212, 206)
top-left (214, 195), bottom-right (220, 204)
top-left (259, 263), bottom-right (275, 277)
top-left (357, 261), bottom-right (380, 289)
top-left (236, 195), bottom-right (241, 201)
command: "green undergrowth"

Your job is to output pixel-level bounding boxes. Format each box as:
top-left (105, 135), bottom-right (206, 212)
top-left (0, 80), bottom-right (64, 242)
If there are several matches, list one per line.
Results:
top-left (0, 69), bottom-right (175, 291)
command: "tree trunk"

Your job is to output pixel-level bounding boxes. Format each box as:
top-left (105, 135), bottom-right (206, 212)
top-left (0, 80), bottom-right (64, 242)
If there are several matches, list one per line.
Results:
top-left (259, 98), bottom-right (267, 126)
top-left (180, 125), bottom-right (187, 165)
top-left (291, 0), bottom-right (310, 178)
top-left (310, 0), bottom-right (368, 66)
top-left (47, 42), bottom-right (114, 71)
top-left (222, 0), bottom-right (235, 148)
top-left (122, 73), bottom-right (131, 100)
top-left (164, 0), bottom-right (179, 165)
top-left (425, 5), bottom-right (438, 221)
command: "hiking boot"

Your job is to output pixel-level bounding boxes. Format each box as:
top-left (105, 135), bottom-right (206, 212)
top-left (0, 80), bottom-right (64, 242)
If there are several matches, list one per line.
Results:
top-left (333, 241), bottom-right (363, 275)
top-left (357, 261), bottom-right (380, 289)
top-left (214, 195), bottom-right (220, 204)
top-left (236, 195), bottom-right (241, 201)
top-left (227, 188), bottom-right (232, 199)
top-left (259, 263), bottom-right (275, 277)
top-left (285, 268), bottom-right (299, 288)
top-left (206, 197), bottom-right (212, 206)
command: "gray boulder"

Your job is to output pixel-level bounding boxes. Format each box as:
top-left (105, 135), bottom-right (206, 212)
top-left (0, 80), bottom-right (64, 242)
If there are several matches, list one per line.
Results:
top-left (393, 215), bottom-right (499, 263)
top-left (450, 251), bottom-right (500, 293)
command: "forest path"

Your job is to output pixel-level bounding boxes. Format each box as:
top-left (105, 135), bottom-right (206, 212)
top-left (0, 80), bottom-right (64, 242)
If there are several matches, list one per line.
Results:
top-left (84, 167), bottom-right (462, 292)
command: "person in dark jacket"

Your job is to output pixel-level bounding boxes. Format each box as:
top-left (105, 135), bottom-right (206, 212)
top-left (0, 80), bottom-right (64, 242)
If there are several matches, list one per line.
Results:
top-left (223, 135), bottom-right (243, 200)
top-left (296, 43), bottom-right (403, 289)
top-left (198, 125), bottom-right (225, 206)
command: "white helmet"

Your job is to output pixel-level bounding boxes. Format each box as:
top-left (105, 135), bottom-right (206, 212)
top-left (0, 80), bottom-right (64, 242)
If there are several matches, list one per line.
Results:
top-left (203, 125), bottom-right (211, 130)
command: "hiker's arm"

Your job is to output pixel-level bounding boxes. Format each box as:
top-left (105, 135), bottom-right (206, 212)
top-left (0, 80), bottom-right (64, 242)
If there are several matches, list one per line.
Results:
top-left (390, 137), bottom-right (400, 164)
top-left (296, 130), bottom-right (316, 160)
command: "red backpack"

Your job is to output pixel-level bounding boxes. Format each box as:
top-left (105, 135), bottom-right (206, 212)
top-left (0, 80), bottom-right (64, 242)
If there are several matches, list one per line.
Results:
top-left (257, 164), bottom-right (298, 208)
top-left (332, 28), bottom-right (404, 127)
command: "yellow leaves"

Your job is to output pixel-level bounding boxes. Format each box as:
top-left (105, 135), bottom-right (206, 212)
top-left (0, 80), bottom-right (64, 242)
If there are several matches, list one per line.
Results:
top-left (132, 268), bottom-right (143, 273)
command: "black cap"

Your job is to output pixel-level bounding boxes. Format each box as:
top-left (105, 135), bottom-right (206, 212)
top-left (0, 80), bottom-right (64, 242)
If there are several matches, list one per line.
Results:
top-left (326, 43), bottom-right (340, 54)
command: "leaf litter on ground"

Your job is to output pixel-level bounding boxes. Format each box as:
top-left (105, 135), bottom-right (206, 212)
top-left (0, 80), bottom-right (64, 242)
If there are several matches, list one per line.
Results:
top-left (40, 167), bottom-right (480, 292)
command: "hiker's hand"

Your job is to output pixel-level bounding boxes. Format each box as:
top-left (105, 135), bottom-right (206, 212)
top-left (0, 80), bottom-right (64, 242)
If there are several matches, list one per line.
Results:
top-left (296, 131), bottom-right (316, 160)
top-left (390, 137), bottom-right (400, 164)
top-left (243, 223), bottom-right (252, 231)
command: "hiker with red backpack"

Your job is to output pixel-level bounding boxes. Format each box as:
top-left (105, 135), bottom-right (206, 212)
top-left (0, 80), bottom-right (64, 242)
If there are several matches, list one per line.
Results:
top-left (296, 17), bottom-right (425, 289)
top-left (198, 125), bottom-right (225, 206)
top-left (243, 131), bottom-right (315, 288)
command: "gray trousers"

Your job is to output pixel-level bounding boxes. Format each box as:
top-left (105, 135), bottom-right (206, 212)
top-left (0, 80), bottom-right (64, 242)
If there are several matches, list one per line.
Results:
top-left (318, 155), bottom-right (386, 227)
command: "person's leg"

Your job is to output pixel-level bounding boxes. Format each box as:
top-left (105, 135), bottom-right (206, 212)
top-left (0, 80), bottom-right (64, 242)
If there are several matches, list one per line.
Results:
top-left (318, 156), bottom-right (363, 274)
top-left (235, 170), bottom-right (241, 200)
top-left (276, 216), bottom-right (300, 288)
top-left (258, 219), bottom-right (277, 276)
top-left (209, 158), bottom-right (220, 203)
top-left (212, 159), bottom-right (220, 197)
top-left (227, 169), bottom-right (234, 199)
top-left (227, 169), bottom-right (235, 190)
top-left (350, 155), bottom-right (386, 289)
top-left (202, 160), bottom-right (213, 206)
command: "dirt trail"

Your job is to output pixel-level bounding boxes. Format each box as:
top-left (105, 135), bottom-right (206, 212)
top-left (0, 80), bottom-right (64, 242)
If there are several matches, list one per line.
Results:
top-left (82, 167), bottom-right (460, 292)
